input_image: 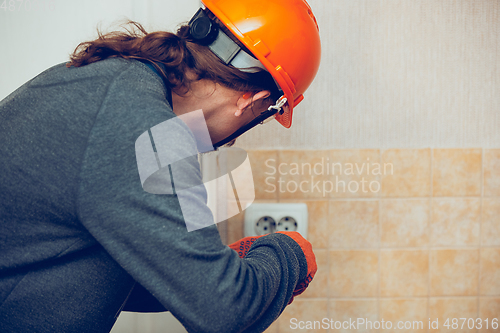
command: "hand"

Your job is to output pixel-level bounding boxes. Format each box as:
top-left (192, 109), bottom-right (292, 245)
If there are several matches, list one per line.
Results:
top-left (276, 231), bottom-right (316, 303)
top-left (228, 232), bottom-right (317, 304)
top-left (228, 235), bottom-right (263, 258)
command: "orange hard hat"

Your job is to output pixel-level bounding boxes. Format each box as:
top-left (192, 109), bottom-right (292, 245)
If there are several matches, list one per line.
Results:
top-left (200, 0), bottom-right (321, 128)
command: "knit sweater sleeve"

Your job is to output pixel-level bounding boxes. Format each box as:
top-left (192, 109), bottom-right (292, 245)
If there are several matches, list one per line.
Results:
top-left (76, 61), bottom-right (307, 333)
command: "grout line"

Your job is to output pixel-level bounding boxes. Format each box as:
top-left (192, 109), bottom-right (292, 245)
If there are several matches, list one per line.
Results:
top-left (276, 196), bottom-right (490, 203)
top-left (478, 148), bottom-right (484, 323)
top-left (481, 148), bottom-right (485, 198)
top-left (326, 203), bottom-right (331, 321)
top-left (327, 246), bottom-right (489, 250)
top-left (276, 150), bottom-right (280, 203)
top-left (326, 248), bottom-right (330, 327)
top-left (312, 296), bottom-right (482, 300)
top-left (428, 148), bottom-right (433, 333)
top-left (377, 200), bottom-right (381, 322)
top-left (377, 147), bottom-right (382, 323)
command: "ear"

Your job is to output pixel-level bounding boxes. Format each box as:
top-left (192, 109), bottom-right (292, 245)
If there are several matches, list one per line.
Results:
top-left (235, 90), bottom-right (271, 117)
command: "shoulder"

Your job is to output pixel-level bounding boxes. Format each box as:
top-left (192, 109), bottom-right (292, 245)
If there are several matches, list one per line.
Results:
top-left (93, 58), bottom-right (171, 104)
top-left (29, 58), bottom-right (169, 105)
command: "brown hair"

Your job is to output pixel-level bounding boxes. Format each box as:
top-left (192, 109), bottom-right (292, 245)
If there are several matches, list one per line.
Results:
top-left (67, 20), bottom-right (280, 100)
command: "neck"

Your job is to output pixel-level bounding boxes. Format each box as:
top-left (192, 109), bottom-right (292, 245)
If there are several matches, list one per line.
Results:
top-left (172, 89), bottom-right (233, 151)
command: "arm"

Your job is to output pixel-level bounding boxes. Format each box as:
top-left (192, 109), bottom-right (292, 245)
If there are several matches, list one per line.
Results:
top-left (76, 63), bottom-right (307, 333)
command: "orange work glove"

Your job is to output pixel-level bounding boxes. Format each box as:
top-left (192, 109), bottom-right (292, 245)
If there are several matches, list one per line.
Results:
top-left (228, 235), bottom-right (263, 258)
top-left (228, 231), bottom-right (317, 304)
top-left (276, 231), bottom-right (317, 302)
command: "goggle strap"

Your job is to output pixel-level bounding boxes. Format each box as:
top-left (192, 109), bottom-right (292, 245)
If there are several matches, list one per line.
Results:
top-left (213, 108), bottom-right (279, 149)
top-left (208, 30), bottom-right (240, 64)
top-left (230, 48), bottom-right (268, 73)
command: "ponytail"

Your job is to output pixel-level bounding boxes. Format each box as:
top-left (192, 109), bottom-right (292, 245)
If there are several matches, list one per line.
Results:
top-left (67, 21), bottom-right (280, 99)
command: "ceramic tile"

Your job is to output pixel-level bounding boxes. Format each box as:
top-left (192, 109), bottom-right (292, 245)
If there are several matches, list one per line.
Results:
top-left (224, 198), bottom-right (252, 244)
top-left (430, 249), bottom-right (479, 296)
top-left (380, 250), bottom-right (429, 297)
top-left (478, 298), bottom-right (500, 332)
top-left (225, 199), bottom-right (276, 244)
top-left (278, 299), bottom-right (328, 333)
top-left (380, 199), bottom-right (429, 247)
top-left (226, 209), bottom-right (244, 245)
top-left (329, 149), bottom-right (382, 198)
top-left (379, 299), bottom-right (428, 333)
top-left (432, 149), bottom-right (482, 197)
top-left (215, 198), bottom-right (251, 245)
top-left (216, 220), bottom-right (229, 245)
top-left (300, 249), bottom-right (328, 298)
top-left (381, 149), bottom-right (431, 197)
top-left (429, 298), bottom-right (478, 333)
top-left (306, 201), bottom-right (329, 249)
top-left (480, 248), bottom-right (500, 296)
top-left (484, 149), bottom-right (500, 197)
top-left (280, 200), bottom-right (329, 249)
top-left (264, 320), bottom-right (279, 333)
top-left (329, 299), bottom-right (378, 333)
top-left (277, 150), bottom-right (332, 200)
top-left (329, 250), bottom-right (378, 297)
top-left (224, 194), bottom-right (242, 223)
top-left (431, 198), bottom-right (480, 246)
top-left (481, 199), bottom-right (500, 246)
top-left (328, 200), bottom-right (379, 248)
top-left (224, 148), bottom-right (257, 202)
top-left (246, 150), bottom-right (279, 200)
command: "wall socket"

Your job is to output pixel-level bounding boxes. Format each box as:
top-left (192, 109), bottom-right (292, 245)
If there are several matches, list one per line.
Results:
top-left (244, 203), bottom-right (308, 238)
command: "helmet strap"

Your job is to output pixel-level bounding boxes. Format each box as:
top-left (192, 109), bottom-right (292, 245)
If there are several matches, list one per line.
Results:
top-left (267, 96), bottom-right (287, 115)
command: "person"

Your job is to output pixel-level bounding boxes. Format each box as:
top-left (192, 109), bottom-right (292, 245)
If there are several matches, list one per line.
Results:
top-left (0, 0), bottom-right (321, 332)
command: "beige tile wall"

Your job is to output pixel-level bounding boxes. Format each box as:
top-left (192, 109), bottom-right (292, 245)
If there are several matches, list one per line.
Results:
top-left (223, 148), bottom-right (500, 333)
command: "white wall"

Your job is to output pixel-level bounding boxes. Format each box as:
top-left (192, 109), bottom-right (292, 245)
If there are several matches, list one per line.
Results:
top-left (235, 0), bottom-right (500, 150)
top-left (0, 1), bottom-right (198, 332)
top-left (0, 0), bottom-right (199, 100)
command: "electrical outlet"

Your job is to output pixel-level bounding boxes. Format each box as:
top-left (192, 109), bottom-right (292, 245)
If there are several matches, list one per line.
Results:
top-left (276, 216), bottom-right (298, 232)
top-left (244, 203), bottom-right (308, 238)
top-left (255, 216), bottom-right (276, 235)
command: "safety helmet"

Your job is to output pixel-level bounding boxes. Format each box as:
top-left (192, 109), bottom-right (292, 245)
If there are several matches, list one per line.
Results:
top-left (191, 0), bottom-right (321, 128)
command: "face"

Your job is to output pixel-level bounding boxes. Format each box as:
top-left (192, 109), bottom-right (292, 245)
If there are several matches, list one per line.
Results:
top-left (171, 79), bottom-right (271, 149)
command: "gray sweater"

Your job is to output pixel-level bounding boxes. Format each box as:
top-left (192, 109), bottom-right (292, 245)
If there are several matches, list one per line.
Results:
top-left (0, 58), bottom-right (307, 333)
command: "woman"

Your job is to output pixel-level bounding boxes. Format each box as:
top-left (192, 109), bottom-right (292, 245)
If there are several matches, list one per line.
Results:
top-left (0, 0), bottom-right (321, 332)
